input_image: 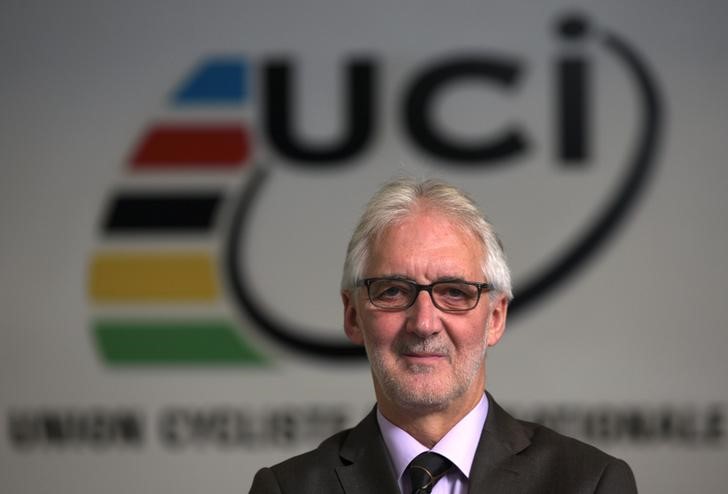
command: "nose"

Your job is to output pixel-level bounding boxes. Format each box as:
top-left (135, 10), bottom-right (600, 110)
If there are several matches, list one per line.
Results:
top-left (405, 289), bottom-right (442, 338)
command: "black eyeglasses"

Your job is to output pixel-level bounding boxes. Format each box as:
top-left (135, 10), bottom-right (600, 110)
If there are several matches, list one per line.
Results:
top-left (358, 277), bottom-right (493, 312)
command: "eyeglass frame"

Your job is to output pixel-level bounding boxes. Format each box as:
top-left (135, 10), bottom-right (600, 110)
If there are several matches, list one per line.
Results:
top-left (357, 277), bottom-right (494, 312)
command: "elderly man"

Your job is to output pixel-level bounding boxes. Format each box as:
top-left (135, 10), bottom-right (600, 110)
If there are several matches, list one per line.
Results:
top-left (250, 178), bottom-right (637, 493)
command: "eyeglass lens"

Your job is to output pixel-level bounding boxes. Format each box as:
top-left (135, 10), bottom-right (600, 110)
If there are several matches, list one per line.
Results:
top-left (367, 279), bottom-right (480, 311)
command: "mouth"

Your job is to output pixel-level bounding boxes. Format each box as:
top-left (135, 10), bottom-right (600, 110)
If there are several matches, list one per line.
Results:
top-left (401, 352), bottom-right (447, 364)
top-left (396, 338), bottom-right (450, 366)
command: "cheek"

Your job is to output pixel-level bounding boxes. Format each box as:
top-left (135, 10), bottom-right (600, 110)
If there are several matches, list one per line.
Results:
top-left (361, 312), bottom-right (402, 347)
top-left (451, 316), bottom-right (489, 348)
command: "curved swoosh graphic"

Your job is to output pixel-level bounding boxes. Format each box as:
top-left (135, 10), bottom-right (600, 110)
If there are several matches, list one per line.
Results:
top-left (225, 25), bottom-right (664, 359)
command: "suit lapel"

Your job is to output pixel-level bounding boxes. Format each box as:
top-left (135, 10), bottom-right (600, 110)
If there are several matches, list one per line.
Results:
top-left (335, 409), bottom-right (400, 494)
top-left (334, 395), bottom-right (534, 494)
top-left (468, 393), bottom-right (535, 493)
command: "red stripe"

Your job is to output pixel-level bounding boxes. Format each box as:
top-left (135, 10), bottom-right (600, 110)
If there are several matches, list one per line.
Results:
top-left (131, 124), bottom-right (249, 168)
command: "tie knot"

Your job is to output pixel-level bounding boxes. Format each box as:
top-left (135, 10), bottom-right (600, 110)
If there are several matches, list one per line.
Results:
top-left (407, 452), bottom-right (453, 494)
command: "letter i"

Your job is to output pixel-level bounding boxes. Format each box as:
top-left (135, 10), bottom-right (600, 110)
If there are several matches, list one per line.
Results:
top-left (555, 14), bottom-right (592, 164)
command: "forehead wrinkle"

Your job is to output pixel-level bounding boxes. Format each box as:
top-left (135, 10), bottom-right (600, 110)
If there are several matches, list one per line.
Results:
top-left (366, 213), bottom-right (484, 283)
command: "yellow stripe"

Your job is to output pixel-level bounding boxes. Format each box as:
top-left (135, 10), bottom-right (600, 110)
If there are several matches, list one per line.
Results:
top-left (89, 252), bottom-right (219, 302)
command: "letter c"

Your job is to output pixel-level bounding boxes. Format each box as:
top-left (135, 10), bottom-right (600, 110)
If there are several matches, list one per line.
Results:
top-left (403, 56), bottom-right (528, 164)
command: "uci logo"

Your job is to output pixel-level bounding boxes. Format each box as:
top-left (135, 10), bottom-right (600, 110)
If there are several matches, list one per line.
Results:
top-left (89, 13), bottom-right (663, 364)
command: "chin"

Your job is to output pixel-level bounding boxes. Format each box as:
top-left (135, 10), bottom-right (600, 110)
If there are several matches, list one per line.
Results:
top-left (383, 376), bottom-right (460, 412)
top-left (397, 395), bottom-right (451, 412)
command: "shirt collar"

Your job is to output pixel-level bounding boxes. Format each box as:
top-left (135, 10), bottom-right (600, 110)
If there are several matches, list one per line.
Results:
top-left (376, 393), bottom-right (489, 482)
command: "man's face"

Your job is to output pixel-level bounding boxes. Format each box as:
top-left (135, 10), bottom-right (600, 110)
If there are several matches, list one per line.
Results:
top-left (342, 210), bottom-right (508, 417)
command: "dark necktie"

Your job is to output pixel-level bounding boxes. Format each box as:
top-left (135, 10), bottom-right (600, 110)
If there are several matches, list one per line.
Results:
top-left (407, 451), bottom-right (453, 494)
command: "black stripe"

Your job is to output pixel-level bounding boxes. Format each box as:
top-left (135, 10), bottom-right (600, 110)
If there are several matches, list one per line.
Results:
top-left (103, 192), bottom-right (222, 232)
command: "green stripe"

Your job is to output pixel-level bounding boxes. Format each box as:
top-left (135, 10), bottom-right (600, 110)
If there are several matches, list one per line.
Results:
top-left (94, 320), bottom-right (268, 365)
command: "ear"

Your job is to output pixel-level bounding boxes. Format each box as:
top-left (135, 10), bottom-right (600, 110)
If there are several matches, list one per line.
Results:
top-left (341, 290), bottom-right (365, 345)
top-left (486, 295), bottom-right (508, 347)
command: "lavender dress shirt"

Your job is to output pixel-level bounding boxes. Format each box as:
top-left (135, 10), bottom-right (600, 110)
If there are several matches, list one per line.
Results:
top-left (376, 393), bottom-right (489, 494)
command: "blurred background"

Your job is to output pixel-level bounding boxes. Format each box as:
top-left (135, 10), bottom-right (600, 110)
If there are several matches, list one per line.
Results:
top-left (1, 1), bottom-right (726, 492)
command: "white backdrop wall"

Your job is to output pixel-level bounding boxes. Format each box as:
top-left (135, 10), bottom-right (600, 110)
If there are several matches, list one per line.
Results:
top-left (1, 1), bottom-right (727, 493)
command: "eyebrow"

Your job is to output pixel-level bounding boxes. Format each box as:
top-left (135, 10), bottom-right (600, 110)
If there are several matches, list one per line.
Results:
top-left (375, 275), bottom-right (469, 284)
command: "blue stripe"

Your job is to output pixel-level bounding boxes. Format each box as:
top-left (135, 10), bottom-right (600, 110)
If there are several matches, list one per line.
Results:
top-left (173, 58), bottom-right (248, 104)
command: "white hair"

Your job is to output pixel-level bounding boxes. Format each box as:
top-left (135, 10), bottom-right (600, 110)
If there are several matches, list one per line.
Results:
top-left (341, 177), bottom-right (513, 300)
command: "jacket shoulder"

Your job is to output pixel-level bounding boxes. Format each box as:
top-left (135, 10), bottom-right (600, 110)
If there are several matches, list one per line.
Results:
top-left (516, 419), bottom-right (637, 493)
top-left (520, 418), bottom-right (611, 458)
top-left (249, 427), bottom-right (352, 493)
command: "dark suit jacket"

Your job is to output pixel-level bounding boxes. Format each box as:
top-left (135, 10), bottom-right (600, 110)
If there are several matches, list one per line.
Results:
top-left (249, 393), bottom-right (637, 493)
